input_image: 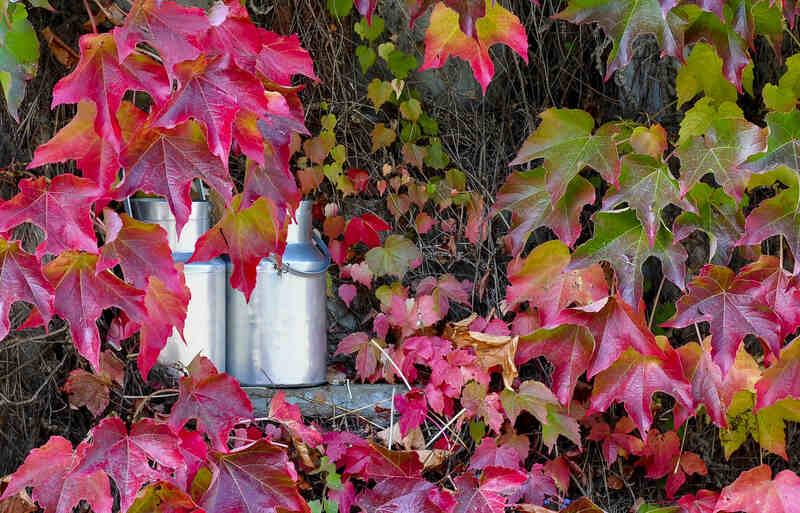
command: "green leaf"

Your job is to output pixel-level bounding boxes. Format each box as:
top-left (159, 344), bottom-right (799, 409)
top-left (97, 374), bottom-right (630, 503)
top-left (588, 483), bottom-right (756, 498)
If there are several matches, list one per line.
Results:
top-left (386, 49), bottom-right (417, 79)
top-left (366, 78), bottom-right (392, 110)
top-left (678, 97), bottom-right (743, 146)
top-left (0, 2), bottom-right (39, 122)
top-left (424, 139), bottom-right (450, 169)
top-left (418, 113), bottom-right (439, 135)
top-left (673, 183), bottom-right (744, 265)
top-left (752, 0), bottom-right (784, 59)
top-left (763, 54), bottom-right (800, 112)
top-left (377, 41), bottom-right (395, 60)
top-left (399, 99), bottom-right (422, 121)
top-left (400, 120), bottom-right (421, 143)
top-left (602, 154), bottom-right (694, 247)
top-left (570, 209), bottom-right (687, 310)
top-left (327, 0), bottom-right (353, 18)
top-left (510, 108), bottom-right (620, 203)
top-left (743, 110), bottom-right (800, 175)
top-left (365, 235), bottom-right (421, 279)
top-left (676, 117), bottom-right (766, 202)
top-left (355, 45), bottom-right (376, 73)
top-left (676, 43), bottom-right (739, 106)
top-left (354, 15), bottom-right (384, 42)
top-left (720, 391), bottom-right (800, 460)
top-left (554, 0), bottom-right (685, 80)
top-left (370, 123), bottom-right (396, 152)
top-left (469, 420), bottom-right (486, 444)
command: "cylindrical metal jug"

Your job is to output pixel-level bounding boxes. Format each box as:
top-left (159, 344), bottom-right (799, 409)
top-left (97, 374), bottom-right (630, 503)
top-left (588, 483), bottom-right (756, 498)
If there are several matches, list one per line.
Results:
top-left (128, 198), bottom-right (227, 372)
top-left (129, 197), bottom-right (211, 253)
top-left (226, 200), bottom-right (330, 387)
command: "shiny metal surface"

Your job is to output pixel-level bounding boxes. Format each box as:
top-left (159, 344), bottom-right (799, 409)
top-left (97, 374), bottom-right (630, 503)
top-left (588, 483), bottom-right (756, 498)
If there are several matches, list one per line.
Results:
top-left (226, 200), bottom-right (329, 386)
top-left (129, 198), bottom-right (210, 253)
top-left (158, 253), bottom-right (227, 372)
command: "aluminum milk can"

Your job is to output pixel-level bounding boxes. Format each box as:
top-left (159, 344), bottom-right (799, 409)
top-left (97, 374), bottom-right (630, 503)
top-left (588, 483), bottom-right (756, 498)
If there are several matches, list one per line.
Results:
top-left (226, 200), bottom-right (330, 386)
top-left (129, 197), bottom-right (227, 372)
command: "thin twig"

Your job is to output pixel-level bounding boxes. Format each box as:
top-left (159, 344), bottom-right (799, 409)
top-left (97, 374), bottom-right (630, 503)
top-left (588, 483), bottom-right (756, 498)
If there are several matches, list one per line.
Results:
top-left (388, 386), bottom-right (395, 449)
top-left (370, 339), bottom-right (411, 391)
top-left (425, 408), bottom-right (465, 449)
top-left (648, 275), bottom-right (666, 329)
top-left (83, 0), bottom-right (98, 34)
top-left (0, 356), bottom-right (65, 406)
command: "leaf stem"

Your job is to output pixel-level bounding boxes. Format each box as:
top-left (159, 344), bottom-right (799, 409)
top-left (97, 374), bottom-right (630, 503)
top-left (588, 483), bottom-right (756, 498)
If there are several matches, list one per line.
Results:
top-left (648, 275), bottom-right (666, 329)
top-left (83, 0), bottom-right (98, 34)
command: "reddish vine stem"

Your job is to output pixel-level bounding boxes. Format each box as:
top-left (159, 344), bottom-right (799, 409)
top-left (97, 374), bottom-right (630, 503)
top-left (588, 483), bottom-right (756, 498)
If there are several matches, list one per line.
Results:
top-left (83, 0), bottom-right (98, 34)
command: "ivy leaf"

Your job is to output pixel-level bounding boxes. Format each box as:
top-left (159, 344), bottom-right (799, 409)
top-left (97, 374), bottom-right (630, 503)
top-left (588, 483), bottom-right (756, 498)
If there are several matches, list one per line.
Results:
top-left (469, 436), bottom-right (528, 470)
top-left (335, 333), bottom-right (379, 380)
top-left (675, 338), bottom-right (726, 427)
top-left (755, 336), bottom-right (800, 411)
top-left (241, 156), bottom-right (300, 224)
top-left (269, 390), bottom-right (324, 447)
top-left (201, 439), bottom-right (310, 513)
top-left (115, 119), bottom-right (233, 237)
top-left (419, 1), bottom-right (528, 94)
top-left (200, 3), bottom-right (264, 77)
top-left (461, 382), bottom-right (504, 434)
top-left (99, 210), bottom-right (182, 291)
top-left (491, 168), bottom-right (595, 252)
top-left (62, 350), bottom-right (124, 417)
top-left (52, 33), bottom-right (170, 152)
top-left (554, 0), bottom-right (684, 80)
top-left (365, 235), bottom-right (421, 279)
top-left (44, 251), bottom-right (146, 371)
top-left (510, 108), bottom-right (620, 204)
top-left (500, 380), bottom-right (581, 448)
top-left (354, 0), bottom-right (378, 23)
top-left (256, 31), bottom-right (319, 86)
top-left (78, 418), bottom-right (183, 512)
top-left (676, 43), bottom-right (740, 107)
top-left (114, 0), bottom-right (209, 84)
top-left (0, 175), bottom-right (103, 259)
top-left (743, 111), bottom-right (800, 175)
top-left (716, 464), bottom-right (800, 513)
top-left (676, 118), bottom-right (766, 202)
top-left (394, 389), bottom-right (428, 437)
top-left (677, 490), bottom-right (719, 513)
top-left (0, 3), bottom-right (39, 122)
top-left (0, 237), bottom-right (53, 341)
top-left (661, 264), bottom-right (782, 376)
top-left (169, 356), bottom-right (254, 450)
top-left (603, 155), bottom-right (694, 247)
top-left (516, 325), bottom-right (595, 406)
top-left (763, 54), bottom-right (800, 112)
top-left (590, 344), bottom-right (693, 441)
top-left (452, 468), bottom-right (528, 513)
top-left (720, 393), bottom-right (800, 460)
top-left (0, 436), bottom-right (111, 513)
top-left (344, 213), bottom-right (390, 249)
top-left (738, 171), bottom-right (800, 271)
top-left (153, 55), bottom-right (268, 164)
top-left (682, 5), bottom-right (751, 90)
top-left (554, 294), bottom-right (664, 378)
top-left (738, 255), bottom-right (800, 339)
top-left (673, 183), bottom-right (744, 266)
top-left (505, 239), bottom-right (607, 326)
top-left (568, 209), bottom-right (687, 311)
top-left (677, 98), bottom-right (743, 147)
top-left (137, 273), bottom-right (191, 380)
top-left (128, 482), bottom-right (202, 513)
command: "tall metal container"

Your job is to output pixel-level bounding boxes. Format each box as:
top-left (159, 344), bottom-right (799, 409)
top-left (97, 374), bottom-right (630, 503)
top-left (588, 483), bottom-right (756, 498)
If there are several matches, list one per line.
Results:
top-left (129, 197), bottom-right (227, 372)
top-left (226, 200), bottom-right (330, 386)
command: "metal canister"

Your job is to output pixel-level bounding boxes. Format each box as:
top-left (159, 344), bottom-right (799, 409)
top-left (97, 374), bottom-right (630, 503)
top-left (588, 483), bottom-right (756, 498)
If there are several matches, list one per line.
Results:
top-left (226, 200), bottom-right (330, 386)
top-left (129, 197), bottom-right (211, 253)
top-left (128, 197), bottom-right (227, 372)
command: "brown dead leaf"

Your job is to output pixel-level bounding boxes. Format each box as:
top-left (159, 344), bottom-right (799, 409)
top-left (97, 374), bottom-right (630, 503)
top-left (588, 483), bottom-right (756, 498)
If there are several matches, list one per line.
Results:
top-left (377, 424), bottom-right (425, 450)
top-left (607, 475), bottom-right (624, 490)
top-left (0, 476), bottom-right (36, 513)
top-left (415, 449), bottom-right (449, 471)
top-left (41, 28), bottom-right (79, 68)
top-left (444, 314), bottom-right (518, 389)
top-left (513, 505), bottom-right (552, 513)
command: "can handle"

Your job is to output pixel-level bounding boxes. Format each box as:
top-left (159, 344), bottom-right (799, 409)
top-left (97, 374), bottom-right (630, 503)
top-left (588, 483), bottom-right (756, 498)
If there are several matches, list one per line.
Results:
top-left (270, 229), bottom-right (331, 277)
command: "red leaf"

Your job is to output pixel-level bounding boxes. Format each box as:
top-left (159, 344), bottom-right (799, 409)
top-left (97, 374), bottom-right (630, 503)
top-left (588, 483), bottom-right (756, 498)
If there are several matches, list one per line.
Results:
top-left (45, 251), bottom-right (146, 371)
top-left (452, 468), bottom-right (527, 513)
top-left (78, 418), bottom-right (183, 512)
top-left (715, 464), bottom-right (800, 513)
top-left (677, 490), bottom-right (719, 513)
top-left (638, 429), bottom-right (680, 479)
top-left (661, 264), bottom-right (782, 376)
top-left (335, 332), bottom-right (378, 381)
top-left (114, 0), bottom-right (209, 84)
top-left (516, 324), bottom-right (594, 406)
top-left (415, 212), bottom-right (436, 234)
top-left (115, 119), bottom-right (233, 237)
top-left (675, 338), bottom-right (726, 427)
top-left (507, 464), bottom-right (558, 505)
top-left (0, 436), bottom-right (111, 513)
top-left (99, 210), bottom-right (182, 291)
top-left (338, 284), bottom-right (357, 308)
top-left (506, 240), bottom-right (607, 327)
top-left (344, 213), bottom-right (390, 248)
top-left (53, 33), bottom-right (170, 152)
top-left (241, 155), bottom-right (300, 224)
top-left (200, 2), bottom-right (265, 74)
top-left (554, 294), bottom-right (664, 378)
top-left (137, 273), bottom-right (191, 380)
top-left (200, 439), bottom-right (310, 513)
top-left (256, 31), bottom-right (319, 86)
top-left (395, 389), bottom-right (428, 437)
top-left (589, 345), bottom-right (693, 441)
top-left (354, 0), bottom-right (378, 21)
top-left (0, 238), bottom-right (54, 340)
top-left (469, 436), bottom-right (528, 471)
top-left (461, 382), bottom-right (504, 434)
top-left (0, 175), bottom-right (103, 258)
top-left (755, 336), bottom-right (800, 410)
top-left (169, 357), bottom-right (253, 450)
top-left (268, 390), bottom-right (323, 447)
top-left (189, 195), bottom-right (286, 302)
top-left (738, 255), bottom-right (800, 339)
top-left (153, 54), bottom-right (267, 165)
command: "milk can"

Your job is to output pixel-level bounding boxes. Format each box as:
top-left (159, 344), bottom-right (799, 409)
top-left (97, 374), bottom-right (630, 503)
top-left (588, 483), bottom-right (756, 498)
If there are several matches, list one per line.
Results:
top-left (226, 199), bottom-right (330, 386)
top-left (128, 196), bottom-right (227, 372)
